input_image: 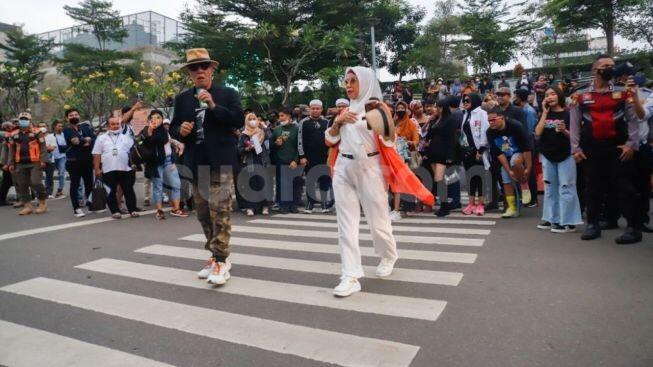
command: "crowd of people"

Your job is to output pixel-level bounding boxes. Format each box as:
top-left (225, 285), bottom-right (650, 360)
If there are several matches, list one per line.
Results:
top-left (0, 47), bottom-right (651, 297)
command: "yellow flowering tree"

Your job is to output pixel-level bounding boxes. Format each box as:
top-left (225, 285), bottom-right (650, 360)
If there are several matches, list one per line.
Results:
top-left (41, 67), bottom-right (132, 121)
top-left (121, 63), bottom-right (192, 117)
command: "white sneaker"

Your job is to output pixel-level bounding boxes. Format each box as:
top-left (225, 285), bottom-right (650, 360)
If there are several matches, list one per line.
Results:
top-left (246, 209), bottom-right (254, 217)
top-left (389, 210), bottom-right (402, 222)
top-left (376, 258), bottom-right (397, 277)
top-left (303, 207), bottom-right (313, 214)
top-left (333, 276), bottom-right (361, 297)
top-left (47, 195), bottom-right (55, 199)
top-left (197, 257), bottom-right (216, 279)
top-left (321, 207), bottom-right (330, 213)
top-left (207, 260), bottom-right (232, 285)
top-left (262, 207), bottom-right (269, 215)
top-left (73, 208), bottom-right (86, 218)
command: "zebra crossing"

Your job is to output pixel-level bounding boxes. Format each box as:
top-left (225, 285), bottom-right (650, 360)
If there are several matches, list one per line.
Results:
top-left (0, 212), bottom-right (495, 367)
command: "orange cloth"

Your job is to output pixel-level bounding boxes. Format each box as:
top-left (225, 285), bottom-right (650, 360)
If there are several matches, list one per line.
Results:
top-left (325, 136), bottom-right (435, 207)
top-left (395, 117), bottom-right (419, 146)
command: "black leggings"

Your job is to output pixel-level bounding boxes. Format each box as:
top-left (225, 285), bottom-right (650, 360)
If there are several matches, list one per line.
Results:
top-left (103, 170), bottom-right (137, 214)
top-left (66, 159), bottom-right (94, 210)
top-left (463, 153), bottom-right (483, 197)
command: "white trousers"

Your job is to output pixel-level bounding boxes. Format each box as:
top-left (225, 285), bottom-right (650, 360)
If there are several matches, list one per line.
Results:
top-left (333, 155), bottom-right (398, 279)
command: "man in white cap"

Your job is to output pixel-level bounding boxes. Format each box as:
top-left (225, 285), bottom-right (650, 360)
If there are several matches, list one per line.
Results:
top-left (298, 99), bottom-right (332, 213)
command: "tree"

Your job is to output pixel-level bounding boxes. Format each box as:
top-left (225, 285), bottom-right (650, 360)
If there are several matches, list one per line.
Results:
top-left (457, 0), bottom-right (531, 75)
top-left (0, 27), bottom-right (54, 117)
top-left (63, 0), bottom-right (128, 51)
top-left (57, 0), bottom-right (135, 80)
top-left (405, 0), bottom-right (465, 79)
top-left (176, 0), bottom-right (361, 106)
top-left (386, 4), bottom-right (426, 80)
top-left (543, 0), bottom-right (646, 56)
top-left (618, 0), bottom-right (653, 50)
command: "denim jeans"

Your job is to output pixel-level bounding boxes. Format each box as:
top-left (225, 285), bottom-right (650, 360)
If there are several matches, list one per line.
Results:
top-left (152, 157), bottom-right (181, 205)
top-left (45, 157), bottom-right (67, 195)
top-left (540, 155), bottom-right (583, 226)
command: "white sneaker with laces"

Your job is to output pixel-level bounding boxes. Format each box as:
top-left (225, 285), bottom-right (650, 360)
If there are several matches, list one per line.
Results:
top-left (73, 208), bottom-right (86, 218)
top-left (207, 260), bottom-right (232, 285)
top-left (333, 276), bottom-right (361, 297)
top-left (376, 258), bottom-right (397, 277)
top-left (197, 258), bottom-right (215, 279)
top-left (389, 210), bottom-right (402, 222)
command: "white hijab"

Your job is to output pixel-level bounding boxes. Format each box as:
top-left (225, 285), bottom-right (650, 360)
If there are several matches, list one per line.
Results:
top-left (346, 66), bottom-right (383, 116)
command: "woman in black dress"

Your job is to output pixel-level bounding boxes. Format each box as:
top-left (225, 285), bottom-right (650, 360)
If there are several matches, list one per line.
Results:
top-left (424, 99), bottom-right (458, 216)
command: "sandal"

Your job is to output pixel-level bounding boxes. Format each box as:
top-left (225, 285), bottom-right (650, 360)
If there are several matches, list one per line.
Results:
top-left (130, 212), bottom-right (140, 218)
top-left (155, 210), bottom-right (165, 220)
top-left (111, 213), bottom-right (122, 219)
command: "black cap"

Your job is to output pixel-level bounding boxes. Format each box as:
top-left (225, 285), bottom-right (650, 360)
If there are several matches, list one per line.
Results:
top-left (614, 62), bottom-right (635, 77)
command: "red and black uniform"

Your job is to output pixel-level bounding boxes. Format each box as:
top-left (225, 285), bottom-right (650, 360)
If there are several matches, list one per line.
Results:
top-left (570, 82), bottom-right (641, 229)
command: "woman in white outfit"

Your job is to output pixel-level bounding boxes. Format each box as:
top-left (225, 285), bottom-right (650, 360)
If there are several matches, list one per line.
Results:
top-left (325, 66), bottom-right (399, 297)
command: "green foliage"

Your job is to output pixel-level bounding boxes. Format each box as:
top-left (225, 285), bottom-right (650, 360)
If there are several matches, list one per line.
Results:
top-left (457, 0), bottom-right (533, 74)
top-left (63, 0), bottom-right (129, 50)
top-left (0, 27), bottom-right (54, 117)
top-left (386, 4), bottom-right (426, 79)
top-left (618, 0), bottom-right (653, 50)
top-left (543, 0), bottom-right (646, 55)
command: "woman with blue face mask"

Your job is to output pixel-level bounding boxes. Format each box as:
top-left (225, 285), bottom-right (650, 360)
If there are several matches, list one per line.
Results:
top-left (6, 112), bottom-right (48, 215)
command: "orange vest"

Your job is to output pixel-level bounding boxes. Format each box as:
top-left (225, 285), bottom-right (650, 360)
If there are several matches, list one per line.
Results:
top-left (14, 130), bottom-right (42, 164)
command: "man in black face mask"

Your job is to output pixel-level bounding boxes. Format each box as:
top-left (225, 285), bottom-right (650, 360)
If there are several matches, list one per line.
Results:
top-left (62, 108), bottom-right (96, 217)
top-left (570, 54), bottom-right (642, 244)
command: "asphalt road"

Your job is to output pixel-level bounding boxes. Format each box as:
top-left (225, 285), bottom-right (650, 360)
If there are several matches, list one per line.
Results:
top-left (0, 188), bottom-right (652, 367)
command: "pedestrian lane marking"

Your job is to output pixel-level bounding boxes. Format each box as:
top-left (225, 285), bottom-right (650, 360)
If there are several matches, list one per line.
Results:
top-left (0, 320), bottom-right (174, 367)
top-left (225, 236), bottom-right (478, 264)
top-left (76, 258), bottom-right (447, 320)
top-left (137, 244), bottom-right (462, 286)
top-left (273, 213), bottom-right (497, 225)
top-left (230, 225), bottom-right (485, 246)
top-left (0, 278), bottom-right (420, 367)
top-left (250, 219), bottom-right (491, 236)
top-left (0, 208), bottom-right (170, 242)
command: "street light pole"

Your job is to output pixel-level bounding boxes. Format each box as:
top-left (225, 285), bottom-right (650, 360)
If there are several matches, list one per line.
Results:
top-left (370, 25), bottom-right (377, 77)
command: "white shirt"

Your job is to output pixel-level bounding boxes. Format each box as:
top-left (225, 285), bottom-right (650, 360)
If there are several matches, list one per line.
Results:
top-left (325, 112), bottom-right (392, 158)
top-left (52, 133), bottom-right (67, 160)
top-left (92, 131), bottom-right (134, 173)
top-left (44, 134), bottom-right (57, 163)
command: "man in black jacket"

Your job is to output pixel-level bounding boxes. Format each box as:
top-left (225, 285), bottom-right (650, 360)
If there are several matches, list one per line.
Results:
top-left (298, 99), bottom-right (332, 213)
top-left (62, 108), bottom-right (96, 217)
top-left (170, 48), bottom-right (244, 285)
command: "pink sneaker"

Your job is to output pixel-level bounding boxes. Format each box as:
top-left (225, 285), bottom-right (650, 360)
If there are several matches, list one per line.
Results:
top-left (462, 203), bottom-right (476, 215)
top-left (475, 204), bottom-right (485, 216)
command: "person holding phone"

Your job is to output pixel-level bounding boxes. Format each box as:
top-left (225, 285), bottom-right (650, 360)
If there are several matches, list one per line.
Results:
top-left (534, 87), bottom-right (582, 233)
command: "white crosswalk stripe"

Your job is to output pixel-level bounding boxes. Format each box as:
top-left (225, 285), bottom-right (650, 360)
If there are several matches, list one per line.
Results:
top-left (273, 213), bottom-right (497, 225)
top-left (1, 278), bottom-right (420, 367)
top-left (76, 258), bottom-right (447, 320)
top-left (1, 207), bottom-right (493, 366)
top-left (229, 225), bottom-right (485, 246)
top-left (224, 236), bottom-right (478, 264)
top-left (0, 320), bottom-right (174, 367)
top-left (250, 219), bottom-right (492, 235)
top-left (136, 244), bottom-right (463, 286)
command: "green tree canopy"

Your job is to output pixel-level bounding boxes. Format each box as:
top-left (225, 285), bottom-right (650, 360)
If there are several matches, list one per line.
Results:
top-left (543, 0), bottom-right (646, 56)
top-left (0, 27), bottom-right (54, 117)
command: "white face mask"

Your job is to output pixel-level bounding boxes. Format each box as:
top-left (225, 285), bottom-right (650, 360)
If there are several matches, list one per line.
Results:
top-left (247, 120), bottom-right (258, 128)
top-left (280, 120), bottom-right (289, 126)
top-left (39, 127), bottom-right (47, 133)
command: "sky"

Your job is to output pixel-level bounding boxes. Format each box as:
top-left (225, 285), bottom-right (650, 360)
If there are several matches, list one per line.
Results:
top-left (0, 0), bottom-right (622, 81)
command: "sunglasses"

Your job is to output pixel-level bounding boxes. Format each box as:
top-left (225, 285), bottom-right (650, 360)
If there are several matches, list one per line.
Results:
top-left (488, 117), bottom-right (501, 122)
top-left (187, 62), bottom-right (213, 72)
top-left (463, 99), bottom-right (471, 103)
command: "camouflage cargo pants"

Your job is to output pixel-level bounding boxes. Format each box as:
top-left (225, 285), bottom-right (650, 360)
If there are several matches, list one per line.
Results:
top-left (193, 171), bottom-right (234, 261)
